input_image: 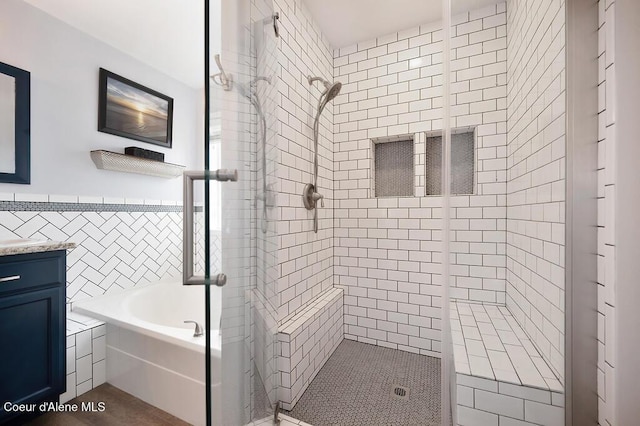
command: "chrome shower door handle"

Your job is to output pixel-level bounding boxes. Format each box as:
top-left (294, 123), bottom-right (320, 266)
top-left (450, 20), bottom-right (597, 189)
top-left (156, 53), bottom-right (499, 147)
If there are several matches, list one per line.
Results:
top-left (183, 170), bottom-right (237, 286)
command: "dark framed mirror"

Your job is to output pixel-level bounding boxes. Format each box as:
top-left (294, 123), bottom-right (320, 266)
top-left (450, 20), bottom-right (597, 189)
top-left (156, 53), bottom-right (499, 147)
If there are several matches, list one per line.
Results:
top-left (0, 61), bottom-right (30, 184)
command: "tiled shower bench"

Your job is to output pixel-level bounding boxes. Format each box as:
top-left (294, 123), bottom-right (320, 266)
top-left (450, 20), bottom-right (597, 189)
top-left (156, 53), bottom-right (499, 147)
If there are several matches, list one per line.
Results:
top-left (277, 287), bottom-right (344, 411)
top-left (451, 302), bottom-right (564, 426)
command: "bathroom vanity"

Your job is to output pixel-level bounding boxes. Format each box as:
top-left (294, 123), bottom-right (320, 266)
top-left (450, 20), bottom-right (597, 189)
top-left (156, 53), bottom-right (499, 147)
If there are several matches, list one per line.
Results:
top-left (0, 241), bottom-right (74, 423)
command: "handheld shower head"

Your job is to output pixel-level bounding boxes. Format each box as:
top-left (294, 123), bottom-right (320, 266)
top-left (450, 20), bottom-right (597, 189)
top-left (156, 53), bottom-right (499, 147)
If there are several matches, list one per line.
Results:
top-left (308, 75), bottom-right (342, 102)
top-left (305, 75), bottom-right (342, 233)
top-left (324, 81), bottom-right (342, 101)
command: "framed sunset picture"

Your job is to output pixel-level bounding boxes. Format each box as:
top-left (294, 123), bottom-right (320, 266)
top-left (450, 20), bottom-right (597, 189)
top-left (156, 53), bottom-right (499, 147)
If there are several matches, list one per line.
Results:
top-left (98, 68), bottom-right (173, 148)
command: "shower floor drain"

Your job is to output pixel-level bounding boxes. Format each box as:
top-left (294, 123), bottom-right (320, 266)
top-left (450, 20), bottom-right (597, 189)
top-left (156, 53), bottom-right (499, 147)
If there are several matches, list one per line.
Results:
top-left (391, 385), bottom-right (410, 400)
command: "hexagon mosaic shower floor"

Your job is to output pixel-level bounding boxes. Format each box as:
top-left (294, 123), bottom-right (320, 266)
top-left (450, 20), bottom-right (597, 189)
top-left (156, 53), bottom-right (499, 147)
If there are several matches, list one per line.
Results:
top-left (285, 340), bottom-right (441, 426)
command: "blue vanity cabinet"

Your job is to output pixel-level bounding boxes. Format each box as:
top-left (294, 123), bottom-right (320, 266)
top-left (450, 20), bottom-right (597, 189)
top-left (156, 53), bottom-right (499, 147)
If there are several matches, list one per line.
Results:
top-left (0, 250), bottom-right (66, 423)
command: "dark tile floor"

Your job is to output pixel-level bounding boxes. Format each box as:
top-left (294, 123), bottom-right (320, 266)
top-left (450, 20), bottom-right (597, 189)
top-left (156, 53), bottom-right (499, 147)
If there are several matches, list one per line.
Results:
top-left (26, 384), bottom-right (188, 426)
top-left (285, 339), bottom-right (441, 426)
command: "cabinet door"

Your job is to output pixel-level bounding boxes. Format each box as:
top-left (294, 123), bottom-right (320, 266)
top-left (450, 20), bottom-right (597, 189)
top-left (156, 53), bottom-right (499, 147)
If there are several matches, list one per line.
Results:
top-left (0, 285), bottom-right (64, 418)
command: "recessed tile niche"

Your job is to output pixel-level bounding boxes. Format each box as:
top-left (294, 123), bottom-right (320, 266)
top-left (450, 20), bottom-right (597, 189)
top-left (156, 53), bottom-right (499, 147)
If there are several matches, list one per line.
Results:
top-left (425, 130), bottom-right (475, 196)
top-left (373, 136), bottom-right (415, 197)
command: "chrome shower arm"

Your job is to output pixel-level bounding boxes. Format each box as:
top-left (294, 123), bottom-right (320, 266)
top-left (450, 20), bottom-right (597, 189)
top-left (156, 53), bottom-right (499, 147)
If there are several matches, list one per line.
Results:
top-left (308, 75), bottom-right (327, 86)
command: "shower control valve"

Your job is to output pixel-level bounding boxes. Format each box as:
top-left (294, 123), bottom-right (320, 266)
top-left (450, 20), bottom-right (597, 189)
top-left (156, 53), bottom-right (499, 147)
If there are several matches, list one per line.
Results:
top-left (313, 191), bottom-right (324, 208)
top-left (303, 183), bottom-right (325, 210)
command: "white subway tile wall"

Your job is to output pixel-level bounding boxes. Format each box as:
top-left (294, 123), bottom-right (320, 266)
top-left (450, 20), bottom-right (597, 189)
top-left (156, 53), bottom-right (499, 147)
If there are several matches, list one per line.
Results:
top-left (506, 0), bottom-right (566, 382)
top-left (251, 0), bottom-right (281, 410)
top-left (596, 0), bottom-right (615, 425)
top-left (273, 0), bottom-right (335, 324)
top-left (333, 2), bottom-right (508, 356)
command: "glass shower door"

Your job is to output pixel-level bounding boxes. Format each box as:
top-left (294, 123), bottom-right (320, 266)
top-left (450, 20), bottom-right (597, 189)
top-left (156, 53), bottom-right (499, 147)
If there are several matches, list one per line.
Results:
top-left (248, 0), bottom-right (280, 421)
top-left (201, 0), bottom-right (279, 424)
top-left (206, 0), bottom-right (250, 423)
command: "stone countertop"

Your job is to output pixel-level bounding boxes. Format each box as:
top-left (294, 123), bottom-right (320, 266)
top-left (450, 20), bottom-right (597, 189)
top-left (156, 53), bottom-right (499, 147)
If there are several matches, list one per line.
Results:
top-left (0, 240), bottom-right (77, 256)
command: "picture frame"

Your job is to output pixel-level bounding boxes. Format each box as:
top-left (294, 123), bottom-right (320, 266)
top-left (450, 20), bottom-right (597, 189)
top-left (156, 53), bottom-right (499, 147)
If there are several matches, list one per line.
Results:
top-left (0, 61), bottom-right (30, 184)
top-left (98, 68), bottom-right (173, 148)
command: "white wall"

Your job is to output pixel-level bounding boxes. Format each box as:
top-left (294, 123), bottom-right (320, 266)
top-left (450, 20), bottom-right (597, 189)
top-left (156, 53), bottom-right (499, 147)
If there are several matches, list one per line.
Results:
top-left (505, 0), bottom-right (566, 382)
top-left (596, 0), bottom-right (615, 424)
top-left (333, 2), bottom-right (508, 356)
top-left (0, 0), bottom-right (203, 315)
top-left (605, 0), bottom-right (640, 423)
top-left (0, 0), bottom-right (201, 202)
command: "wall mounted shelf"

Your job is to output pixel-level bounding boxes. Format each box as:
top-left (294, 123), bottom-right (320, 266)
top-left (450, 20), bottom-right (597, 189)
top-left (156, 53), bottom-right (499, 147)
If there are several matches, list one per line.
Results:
top-left (90, 150), bottom-right (184, 179)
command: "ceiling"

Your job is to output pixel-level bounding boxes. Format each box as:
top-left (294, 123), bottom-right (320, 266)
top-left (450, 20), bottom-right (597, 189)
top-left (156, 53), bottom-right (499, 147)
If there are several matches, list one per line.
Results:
top-left (302, 0), bottom-right (503, 48)
top-left (22, 0), bottom-right (501, 85)
top-left (22, 0), bottom-right (212, 88)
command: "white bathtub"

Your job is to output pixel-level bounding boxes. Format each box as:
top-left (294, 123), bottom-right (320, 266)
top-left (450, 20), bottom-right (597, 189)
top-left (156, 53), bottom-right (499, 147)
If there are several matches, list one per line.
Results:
top-left (74, 278), bottom-right (222, 426)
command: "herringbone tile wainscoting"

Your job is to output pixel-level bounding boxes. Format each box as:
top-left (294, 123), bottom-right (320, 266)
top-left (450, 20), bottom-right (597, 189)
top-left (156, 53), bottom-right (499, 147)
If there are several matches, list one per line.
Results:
top-left (0, 199), bottom-right (183, 303)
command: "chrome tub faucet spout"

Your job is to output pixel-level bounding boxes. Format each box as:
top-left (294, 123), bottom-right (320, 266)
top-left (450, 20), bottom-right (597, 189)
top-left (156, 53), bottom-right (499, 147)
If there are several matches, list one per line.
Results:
top-left (184, 320), bottom-right (203, 337)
